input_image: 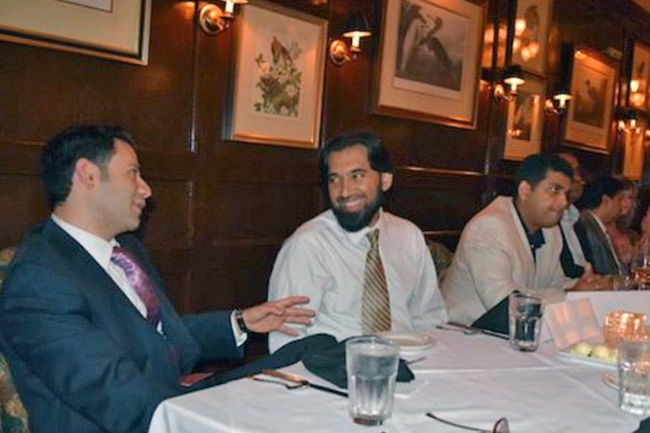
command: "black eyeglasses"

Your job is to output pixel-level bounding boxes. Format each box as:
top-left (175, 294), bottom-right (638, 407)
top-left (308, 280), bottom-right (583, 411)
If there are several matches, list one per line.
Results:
top-left (426, 412), bottom-right (510, 433)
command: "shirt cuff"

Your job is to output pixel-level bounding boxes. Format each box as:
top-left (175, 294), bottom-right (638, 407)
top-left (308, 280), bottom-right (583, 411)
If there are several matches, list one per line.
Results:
top-left (230, 310), bottom-right (248, 347)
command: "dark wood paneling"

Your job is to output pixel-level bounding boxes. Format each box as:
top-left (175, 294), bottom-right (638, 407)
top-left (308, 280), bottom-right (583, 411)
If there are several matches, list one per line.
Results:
top-left (0, 0), bottom-right (647, 323)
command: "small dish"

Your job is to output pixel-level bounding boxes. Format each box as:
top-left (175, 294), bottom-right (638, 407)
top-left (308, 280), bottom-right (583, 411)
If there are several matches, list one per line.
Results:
top-left (558, 349), bottom-right (617, 368)
top-left (375, 331), bottom-right (435, 354)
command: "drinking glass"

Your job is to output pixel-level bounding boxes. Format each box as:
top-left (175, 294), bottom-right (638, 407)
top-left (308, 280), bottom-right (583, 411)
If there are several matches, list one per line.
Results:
top-left (345, 335), bottom-right (399, 426)
top-left (619, 337), bottom-right (650, 415)
top-left (509, 292), bottom-right (543, 352)
top-left (632, 245), bottom-right (650, 290)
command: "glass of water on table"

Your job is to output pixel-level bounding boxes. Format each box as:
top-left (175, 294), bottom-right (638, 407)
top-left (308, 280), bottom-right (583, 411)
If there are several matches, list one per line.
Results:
top-left (619, 336), bottom-right (650, 415)
top-left (509, 291), bottom-right (544, 351)
top-left (345, 335), bottom-right (399, 426)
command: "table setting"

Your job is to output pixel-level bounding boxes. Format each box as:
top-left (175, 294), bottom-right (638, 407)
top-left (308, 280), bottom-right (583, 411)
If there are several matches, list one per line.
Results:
top-left (148, 292), bottom-right (650, 433)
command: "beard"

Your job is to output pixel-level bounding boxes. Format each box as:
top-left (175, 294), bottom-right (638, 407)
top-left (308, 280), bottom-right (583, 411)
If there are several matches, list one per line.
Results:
top-left (332, 188), bottom-right (384, 232)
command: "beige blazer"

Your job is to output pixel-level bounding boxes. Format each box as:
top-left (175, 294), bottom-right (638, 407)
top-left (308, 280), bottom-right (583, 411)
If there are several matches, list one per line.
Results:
top-left (441, 196), bottom-right (574, 325)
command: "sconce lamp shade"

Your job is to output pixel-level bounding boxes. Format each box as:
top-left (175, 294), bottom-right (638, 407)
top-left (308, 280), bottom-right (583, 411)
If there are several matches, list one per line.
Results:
top-left (502, 65), bottom-right (525, 91)
top-left (342, 12), bottom-right (371, 52)
top-left (624, 107), bottom-right (639, 128)
top-left (552, 88), bottom-right (572, 109)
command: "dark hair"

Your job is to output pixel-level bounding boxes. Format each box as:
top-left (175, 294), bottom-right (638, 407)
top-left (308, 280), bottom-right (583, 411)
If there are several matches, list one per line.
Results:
top-left (514, 153), bottom-right (574, 198)
top-left (41, 125), bottom-right (135, 209)
top-left (318, 132), bottom-right (393, 195)
top-left (579, 176), bottom-right (625, 210)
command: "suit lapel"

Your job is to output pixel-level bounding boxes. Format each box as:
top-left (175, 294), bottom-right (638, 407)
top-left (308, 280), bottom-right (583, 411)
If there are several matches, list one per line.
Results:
top-left (506, 200), bottom-right (536, 283)
top-left (42, 219), bottom-right (155, 324)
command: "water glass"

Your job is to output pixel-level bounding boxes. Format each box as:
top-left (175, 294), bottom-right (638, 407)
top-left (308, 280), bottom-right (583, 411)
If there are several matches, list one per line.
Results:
top-left (619, 337), bottom-right (650, 415)
top-left (509, 292), bottom-right (543, 352)
top-left (345, 336), bottom-right (399, 426)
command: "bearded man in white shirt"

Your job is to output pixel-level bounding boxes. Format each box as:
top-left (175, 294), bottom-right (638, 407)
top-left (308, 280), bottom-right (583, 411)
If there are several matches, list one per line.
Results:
top-left (267, 132), bottom-right (447, 352)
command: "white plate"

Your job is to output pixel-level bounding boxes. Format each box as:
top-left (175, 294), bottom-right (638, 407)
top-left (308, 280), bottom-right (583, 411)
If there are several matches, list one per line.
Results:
top-left (558, 350), bottom-right (616, 369)
top-left (376, 331), bottom-right (435, 354)
top-left (603, 373), bottom-right (618, 390)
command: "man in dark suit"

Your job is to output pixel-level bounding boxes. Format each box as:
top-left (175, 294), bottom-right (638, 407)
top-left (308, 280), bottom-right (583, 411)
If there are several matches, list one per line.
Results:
top-left (577, 176), bottom-right (626, 275)
top-left (0, 125), bottom-right (315, 433)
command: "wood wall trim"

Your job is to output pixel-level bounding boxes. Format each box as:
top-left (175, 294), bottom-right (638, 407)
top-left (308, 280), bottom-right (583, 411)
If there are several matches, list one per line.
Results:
top-left (398, 165), bottom-right (485, 178)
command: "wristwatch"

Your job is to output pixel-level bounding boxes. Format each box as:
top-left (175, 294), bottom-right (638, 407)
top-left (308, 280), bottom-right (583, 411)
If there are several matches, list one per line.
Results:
top-left (234, 309), bottom-right (250, 333)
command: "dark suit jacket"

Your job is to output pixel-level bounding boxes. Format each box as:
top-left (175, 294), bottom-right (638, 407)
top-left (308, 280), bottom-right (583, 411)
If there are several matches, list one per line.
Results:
top-left (0, 219), bottom-right (243, 433)
top-left (577, 211), bottom-right (622, 275)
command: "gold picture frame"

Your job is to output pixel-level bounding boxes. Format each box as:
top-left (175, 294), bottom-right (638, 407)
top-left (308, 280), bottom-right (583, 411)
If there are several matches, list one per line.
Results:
top-left (225, 0), bottom-right (327, 149)
top-left (511, 0), bottom-right (553, 77)
top-left (628, 40), bottom-right (650, 112)
top-left (502, 76), bottom-right (546, 161)
top-left (564, 47), bottom-right (619, 153)
top-left (0, 0), bottom-right (151, 65)
top-left (373, 0), bottom-right (485, 129)
top-left (622, 118), bottom-right (646, 181)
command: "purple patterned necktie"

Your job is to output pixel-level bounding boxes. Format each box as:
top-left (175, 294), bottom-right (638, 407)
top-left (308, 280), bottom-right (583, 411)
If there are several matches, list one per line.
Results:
top-left (111, 246), bottom-right (161, 327)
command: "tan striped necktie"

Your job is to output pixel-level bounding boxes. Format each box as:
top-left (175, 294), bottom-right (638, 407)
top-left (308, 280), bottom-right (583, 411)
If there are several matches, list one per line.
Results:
top-left (362, 229), bottom-right (391, 334)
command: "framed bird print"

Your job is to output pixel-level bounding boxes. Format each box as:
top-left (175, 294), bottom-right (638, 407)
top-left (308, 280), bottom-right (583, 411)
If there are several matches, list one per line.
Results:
top-left (502, 76), bottom-right (545, 161)
top-left (0, 0), bottom-right (151, 65)
top-left (564, 47), bottom-right (619, 153)
top-left (511, 0), bottom-right (553, 77)
top-left (628, 40), bottom-right (650, 111)
top-left (373, 0), bottom-right (485, 129)
top-left (224, 0), bottom-right (327, 148)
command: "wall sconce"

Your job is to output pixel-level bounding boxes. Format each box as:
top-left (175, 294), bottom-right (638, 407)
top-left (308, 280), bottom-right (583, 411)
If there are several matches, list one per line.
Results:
top-left (199, 0), bottom-right (248, 35)
top-left (329, 12), bottom-right (371, 66)
top-left (544, 89), bottom-right (573, 114)
top-left (618, 108), bottom-right (640, 133)
top-left (493, 65), bottom-right (525, 101)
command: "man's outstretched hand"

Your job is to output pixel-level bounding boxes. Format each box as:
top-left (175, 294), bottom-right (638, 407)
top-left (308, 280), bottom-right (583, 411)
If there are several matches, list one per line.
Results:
top-left (242, 296), bottom-right (315, 335)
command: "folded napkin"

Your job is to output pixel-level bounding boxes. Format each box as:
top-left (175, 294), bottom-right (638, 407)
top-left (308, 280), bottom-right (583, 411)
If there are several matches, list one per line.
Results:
top-left (195, 333), bottom-right (337, 390)
top-left (472, 293), bottom-right (510, 334)
top-left (634, 417), bottom-right (650, 433)
top-left (302, 336), bottom-right (414, 389)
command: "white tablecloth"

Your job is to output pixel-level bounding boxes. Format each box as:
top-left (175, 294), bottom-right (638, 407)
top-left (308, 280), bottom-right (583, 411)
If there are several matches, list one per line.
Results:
top-left (148, 329), bottom-right (644, 433)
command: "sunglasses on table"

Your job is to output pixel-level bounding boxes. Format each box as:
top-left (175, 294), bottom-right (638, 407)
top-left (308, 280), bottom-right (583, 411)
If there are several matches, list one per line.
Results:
top-left (426, 412), bottom-right (510, 433)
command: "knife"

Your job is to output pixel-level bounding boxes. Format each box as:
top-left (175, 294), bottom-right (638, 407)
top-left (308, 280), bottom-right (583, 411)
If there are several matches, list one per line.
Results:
top-left (445, 322), bottom-right (510, 340)
top-left (262, 369), bottom-right (348, 398)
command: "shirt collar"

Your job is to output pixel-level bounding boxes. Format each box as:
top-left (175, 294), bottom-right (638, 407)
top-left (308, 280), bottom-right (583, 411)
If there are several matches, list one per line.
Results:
top-left (563, 204), bottom-right (580, 224)
top-left (343, 208), bottom-right (384, 245)
top-left (588, 210), bottom-right (609, 234)
top-left (51, 214), bottom-right (118, 269)
top-left (512, 200), bottom-right (546, 251)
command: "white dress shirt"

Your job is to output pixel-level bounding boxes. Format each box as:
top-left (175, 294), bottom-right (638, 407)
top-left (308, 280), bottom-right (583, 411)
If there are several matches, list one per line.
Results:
top-left (560, 204), bottom-right (587, 267)
top-left (267, 209), bottom-right (448, 352)
top-left (51, 215), bottom-right (246, 344)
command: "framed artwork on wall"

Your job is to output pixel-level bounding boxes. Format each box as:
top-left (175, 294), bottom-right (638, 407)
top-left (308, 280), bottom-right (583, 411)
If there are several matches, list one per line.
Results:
top-left (502, 76), bottom-right (545, 161)
top-left (564, 47), bottom-right (619, 153)
top-left (225, 0), bottom-right (327, 149)
top-left (373, 0), bottom-right (485, 129)
top-left (628, 40), bottom-right (650, 111)
top-left (622, 120), bottom-right (645, 181)
top-left (0, 0), bottom-right (151, 65)
top-left (511, 0), bottom-right (553, 77)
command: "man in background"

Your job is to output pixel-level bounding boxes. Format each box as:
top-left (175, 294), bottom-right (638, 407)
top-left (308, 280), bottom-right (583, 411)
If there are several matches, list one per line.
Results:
top-left (556, 152), bottom-right (589, 277)
top-left (0, 125), bottom-right (315, 433)
top-left (578, 176), bottom-right (627, 275)
top-left (267, 132), bottom-right (447, 352)
top-left (442, 154), bottom-right (606, 326)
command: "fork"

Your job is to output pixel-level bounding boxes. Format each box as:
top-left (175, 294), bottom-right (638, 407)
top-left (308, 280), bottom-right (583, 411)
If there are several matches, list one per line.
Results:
top-left (436, 324), bottom-right (480, 335)
top-left (247, 375), bottom-right (306, 390)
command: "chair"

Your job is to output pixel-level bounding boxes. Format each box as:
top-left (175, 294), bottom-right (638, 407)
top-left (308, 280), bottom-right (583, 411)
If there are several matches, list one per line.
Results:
top-left (426, 239), bottom-right (454, 285)
top-left (0, 246), bottom-right (30, 433)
